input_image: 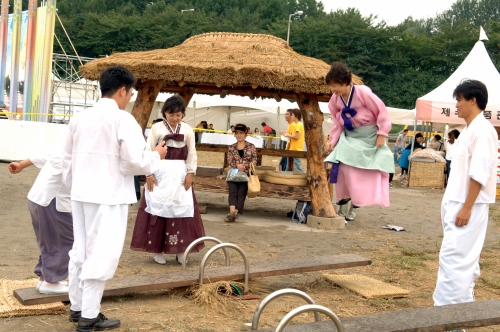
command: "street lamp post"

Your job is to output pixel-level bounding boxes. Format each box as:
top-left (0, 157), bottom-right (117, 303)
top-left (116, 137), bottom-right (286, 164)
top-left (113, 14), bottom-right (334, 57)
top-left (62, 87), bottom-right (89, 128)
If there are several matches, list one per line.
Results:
top-left (287, 10), bottom-right (303, 45)
top-left (181, 8), bottom-right (194, 13)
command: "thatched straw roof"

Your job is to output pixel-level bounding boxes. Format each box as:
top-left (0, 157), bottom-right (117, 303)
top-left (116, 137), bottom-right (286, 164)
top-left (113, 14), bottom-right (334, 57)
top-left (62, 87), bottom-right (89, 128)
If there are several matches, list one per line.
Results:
top-left (80, 32), bottom-right (362, 98)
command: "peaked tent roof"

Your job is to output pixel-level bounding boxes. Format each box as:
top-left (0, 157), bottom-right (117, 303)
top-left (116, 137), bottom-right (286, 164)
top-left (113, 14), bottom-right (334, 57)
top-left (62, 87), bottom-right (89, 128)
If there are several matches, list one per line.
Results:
top-left (416, 35), bottom-right (500, 125)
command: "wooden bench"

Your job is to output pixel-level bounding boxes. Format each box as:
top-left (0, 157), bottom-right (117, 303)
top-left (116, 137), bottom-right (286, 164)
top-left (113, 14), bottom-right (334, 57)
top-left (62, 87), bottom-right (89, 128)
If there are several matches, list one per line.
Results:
top-left (14, 254), bottom-right (370, 306)
top-left (255, 300), bottom-right (500, 332)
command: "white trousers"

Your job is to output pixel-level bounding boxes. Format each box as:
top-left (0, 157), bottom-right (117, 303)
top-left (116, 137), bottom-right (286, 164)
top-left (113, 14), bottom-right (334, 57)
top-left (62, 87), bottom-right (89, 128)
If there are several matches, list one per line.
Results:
top-left (433, 200), bottom-right (489, 306)
top-left (69, 201), bottom-right (128, 318)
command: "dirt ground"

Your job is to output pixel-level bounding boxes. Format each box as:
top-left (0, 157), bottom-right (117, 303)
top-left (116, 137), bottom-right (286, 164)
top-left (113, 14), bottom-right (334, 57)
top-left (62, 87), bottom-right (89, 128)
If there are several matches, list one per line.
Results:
top-left (1, 152), bottom-right (500, 332)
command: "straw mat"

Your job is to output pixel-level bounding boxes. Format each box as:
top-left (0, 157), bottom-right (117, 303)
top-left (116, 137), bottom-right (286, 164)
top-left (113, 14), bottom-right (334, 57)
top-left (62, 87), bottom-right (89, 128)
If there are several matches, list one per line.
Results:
top-left (323, 274), bottom-right (409, 299)
top-left (0, 279), bottom-right (66, 317)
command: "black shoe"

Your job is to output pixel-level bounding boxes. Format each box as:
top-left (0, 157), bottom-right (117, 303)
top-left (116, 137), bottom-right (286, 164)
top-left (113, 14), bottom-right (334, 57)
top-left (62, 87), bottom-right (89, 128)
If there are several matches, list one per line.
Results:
top-left (336, 198), bottom-right (351, 205)
top-left (77, 313), bottom-right (120, 331)
top-left (69, 310), bottom-right (81, 322)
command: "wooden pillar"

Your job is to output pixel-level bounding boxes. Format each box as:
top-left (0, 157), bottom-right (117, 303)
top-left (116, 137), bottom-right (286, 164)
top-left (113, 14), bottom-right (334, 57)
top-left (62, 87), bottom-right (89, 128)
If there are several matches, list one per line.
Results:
top-left (179, 86), bottom-right (196, 106)
top-left (131, 80), bottom-right (163, 133)
top-left (295, 93), bottom-right (337, 217)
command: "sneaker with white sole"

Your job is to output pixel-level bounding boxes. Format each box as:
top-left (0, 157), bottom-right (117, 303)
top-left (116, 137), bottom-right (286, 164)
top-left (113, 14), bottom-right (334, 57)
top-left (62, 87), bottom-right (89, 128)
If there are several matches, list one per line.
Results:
top-left (153, 253), bottom-right (166, 265)
top-left (38, 281), bottom-right (69, 294)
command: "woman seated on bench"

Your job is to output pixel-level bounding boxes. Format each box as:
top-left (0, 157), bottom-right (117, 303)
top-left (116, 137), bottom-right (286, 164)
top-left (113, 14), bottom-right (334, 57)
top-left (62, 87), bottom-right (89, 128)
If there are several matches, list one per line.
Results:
top-left (225, 123), bottom-right (257, 222)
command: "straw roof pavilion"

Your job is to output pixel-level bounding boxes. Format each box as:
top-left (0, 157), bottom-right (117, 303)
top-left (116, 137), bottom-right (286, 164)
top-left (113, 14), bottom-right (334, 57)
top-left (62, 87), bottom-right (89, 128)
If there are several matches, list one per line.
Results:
top-left (80, 32), bottom-right (359, 219)
top-left (80, 32), bottom-right (361, 102)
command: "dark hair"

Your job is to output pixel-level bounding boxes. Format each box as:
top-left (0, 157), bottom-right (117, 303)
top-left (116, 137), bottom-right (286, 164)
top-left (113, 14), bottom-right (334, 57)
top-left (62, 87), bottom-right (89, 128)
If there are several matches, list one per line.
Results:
top-left (325, 62), bottom-right (352, 86)
top-left (453, 79), bottom-right (488, 111)
top-left (230, 125), bottom-right (235, 128)
top-left (261, 122), bottom-right (266, 126)
top-left (161, 95), bottom-right (186, 118)
top-left (234, 123), bottom-right (247, 134)
top-left (415, 133), bottom-right (423, 139)
top-left (152, 118), bottom-right (163, 124)
top-left (403, 129), bottom-right (408, 132)
top-left (292, 108), bottom-right (302, 121)
top-left (100, 66), bottom-right (135, 97)
top-left (434, 134), bottom-right (441, 141)
top-left (449, 129), bottom-right (460, 139)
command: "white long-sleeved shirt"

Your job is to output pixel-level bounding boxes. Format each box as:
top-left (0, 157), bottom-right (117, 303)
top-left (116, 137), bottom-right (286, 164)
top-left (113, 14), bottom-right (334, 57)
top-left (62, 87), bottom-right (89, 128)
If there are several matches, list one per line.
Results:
top-left (146, 121), bottom-right (197, 174)
top-left (62, 98), bottom-right (161, 205)
top-left (443, 113), bottom-right (498, 204)
top-left (28, 145), bottom-right (71, 213)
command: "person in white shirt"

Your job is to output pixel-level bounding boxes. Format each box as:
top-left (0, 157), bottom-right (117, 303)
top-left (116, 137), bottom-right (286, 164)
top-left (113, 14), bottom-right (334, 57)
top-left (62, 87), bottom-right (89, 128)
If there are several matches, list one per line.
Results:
top-left (433, 79), bottom-right (498, 308)
top-left (393, 129), bottom-right (408, 163)
top-left (444, 129), bottom-right (460, 185)
top-left (61, 66), bottom-right (167, 331)
top-left (8, 146), bottom-right (72, 296)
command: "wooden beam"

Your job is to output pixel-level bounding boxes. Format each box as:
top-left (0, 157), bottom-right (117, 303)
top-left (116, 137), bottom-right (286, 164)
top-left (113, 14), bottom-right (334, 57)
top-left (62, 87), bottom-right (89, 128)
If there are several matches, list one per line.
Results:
top-left (248, 90), bottom-right (255, 100)
top-left (295, 93), bottom-right (336, 218)
top-left (255, 300), bottom-right (500, 332)
top-left (14, 255), bottom-right (371, 306)
top-left (179, 87), bottom-right (196, 105)
top-left (272, 92), bottom-right (282, 102)
top-left (131, 80), bottom-right (164, 133)
top-left (196, 144), bottom-right (307, 158)
top-left (194, 176), bottom-right (310, 201)
top-left (220, 89), bottom-right (228, 98)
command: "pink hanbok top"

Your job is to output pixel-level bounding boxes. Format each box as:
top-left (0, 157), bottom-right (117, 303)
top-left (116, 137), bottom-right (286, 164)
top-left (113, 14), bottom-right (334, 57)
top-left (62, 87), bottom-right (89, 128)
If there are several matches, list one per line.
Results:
top-left (328, 85), bottom-right (391, 146)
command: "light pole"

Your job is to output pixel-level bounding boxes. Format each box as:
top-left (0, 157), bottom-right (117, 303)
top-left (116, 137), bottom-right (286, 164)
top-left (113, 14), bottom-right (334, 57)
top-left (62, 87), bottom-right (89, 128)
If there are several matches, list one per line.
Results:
top-left (287, 10), bottom-right (303, 45)
top-left (181, 8), bottom-right (194, 13)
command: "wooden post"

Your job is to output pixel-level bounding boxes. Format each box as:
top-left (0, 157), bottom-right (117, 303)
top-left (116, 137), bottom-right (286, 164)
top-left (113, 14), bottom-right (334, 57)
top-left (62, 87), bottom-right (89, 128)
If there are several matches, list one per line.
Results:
top-left (131, 80), bottom-right (163, 133)
top-left (295, 93), bottom-right (337, 217)
top-left (179, 87), bottom-right (196, 106)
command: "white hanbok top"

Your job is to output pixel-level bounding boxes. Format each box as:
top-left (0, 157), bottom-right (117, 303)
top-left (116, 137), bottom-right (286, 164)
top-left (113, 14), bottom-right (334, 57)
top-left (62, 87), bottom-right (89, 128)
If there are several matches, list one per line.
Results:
top-left (28, 146), bottom-right (71, 213)
top-left (146, 121), bottom-right (197, 174)
top-left (444, 141), bottom-right (456, 161)
top-left (443, 113), bottom-right (498, 204)
top-left (62, 98), bottom-right (161, 205)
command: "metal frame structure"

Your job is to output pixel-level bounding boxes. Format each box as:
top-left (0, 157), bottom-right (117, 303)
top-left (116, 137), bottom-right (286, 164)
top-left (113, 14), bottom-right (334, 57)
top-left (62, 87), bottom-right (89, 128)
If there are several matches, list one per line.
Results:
top-left (49, 53), bottom-right (98, 123)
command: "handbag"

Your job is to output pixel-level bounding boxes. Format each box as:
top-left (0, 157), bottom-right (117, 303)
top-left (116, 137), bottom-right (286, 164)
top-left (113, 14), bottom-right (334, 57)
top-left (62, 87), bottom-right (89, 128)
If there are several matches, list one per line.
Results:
top-left (226, 167), bottom-right (249, 182)
top-left (247, 163), bottom-right (261, 198)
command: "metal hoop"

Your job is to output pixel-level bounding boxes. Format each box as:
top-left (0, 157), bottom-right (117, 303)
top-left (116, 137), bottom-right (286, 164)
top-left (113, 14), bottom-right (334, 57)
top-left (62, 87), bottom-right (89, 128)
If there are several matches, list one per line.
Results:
top-left (182, 236), bottom-right (230, 270)
top-left (275, 304), bottom-right (344, 332)
top-left (251, 289), bottom-right (320, 330)
top-left (199, 243), bottom-right (249, 294)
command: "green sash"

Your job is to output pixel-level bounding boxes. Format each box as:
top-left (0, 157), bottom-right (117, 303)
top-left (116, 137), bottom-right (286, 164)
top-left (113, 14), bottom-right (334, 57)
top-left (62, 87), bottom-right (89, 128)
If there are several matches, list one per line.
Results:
top-left (325, 125), bottom-right (395, 173)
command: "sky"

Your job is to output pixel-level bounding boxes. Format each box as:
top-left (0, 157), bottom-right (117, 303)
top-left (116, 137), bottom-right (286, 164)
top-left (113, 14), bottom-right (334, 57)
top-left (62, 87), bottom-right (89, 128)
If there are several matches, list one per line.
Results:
top-left (319, 0), bottom-right (457, 26)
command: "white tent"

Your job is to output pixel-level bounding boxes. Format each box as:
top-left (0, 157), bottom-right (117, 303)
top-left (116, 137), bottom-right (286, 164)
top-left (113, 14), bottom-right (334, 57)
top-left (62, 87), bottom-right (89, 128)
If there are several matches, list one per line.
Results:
top-left (416, 27), bottom-right (500, 126)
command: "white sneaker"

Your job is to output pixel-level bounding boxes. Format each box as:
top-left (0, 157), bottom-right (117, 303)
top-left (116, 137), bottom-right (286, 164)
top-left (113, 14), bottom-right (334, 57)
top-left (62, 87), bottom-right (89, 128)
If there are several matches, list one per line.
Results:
top-left (38, 281), bottom-right (69, 295)
top-left (153, 253), bottom-right (166, 265)
top-left (36, 280), bottom-right (67, 290)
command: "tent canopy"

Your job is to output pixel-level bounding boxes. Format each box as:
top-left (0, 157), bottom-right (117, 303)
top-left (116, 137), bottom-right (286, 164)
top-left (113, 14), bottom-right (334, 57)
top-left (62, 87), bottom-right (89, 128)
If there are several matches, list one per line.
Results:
top-left (416, 29), bottom-right (500, 125)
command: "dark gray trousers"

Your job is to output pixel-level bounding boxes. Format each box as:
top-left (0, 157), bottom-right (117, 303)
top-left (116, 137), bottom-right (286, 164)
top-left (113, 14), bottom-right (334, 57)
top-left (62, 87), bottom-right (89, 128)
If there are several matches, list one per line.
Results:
top-left (28, 198), bottom-right (73, 283)
top-left (227, 181), bottom-right (248, 213)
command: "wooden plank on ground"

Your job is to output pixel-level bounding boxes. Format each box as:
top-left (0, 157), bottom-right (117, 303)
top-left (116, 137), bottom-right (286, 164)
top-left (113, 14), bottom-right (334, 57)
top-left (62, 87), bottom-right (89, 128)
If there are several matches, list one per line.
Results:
top-left (198, 205), bottom-right (207, 214)
top-left (14, 254), bottom-right (370, 306)
top-left (196, 166), bottom-right (223, 177)
top-left (255, 300), bottom-right (500, 332)
top-left (194, 176), bottom-right (310, 201)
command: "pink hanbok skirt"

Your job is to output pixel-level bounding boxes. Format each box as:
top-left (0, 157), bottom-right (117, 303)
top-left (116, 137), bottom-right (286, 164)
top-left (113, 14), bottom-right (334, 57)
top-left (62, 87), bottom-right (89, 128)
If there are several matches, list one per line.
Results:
top-left (335, 163), bottom-right (390, 207)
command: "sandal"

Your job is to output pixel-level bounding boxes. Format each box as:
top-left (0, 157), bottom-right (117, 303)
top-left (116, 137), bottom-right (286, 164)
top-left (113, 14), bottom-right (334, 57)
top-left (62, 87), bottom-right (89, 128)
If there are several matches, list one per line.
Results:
top-left (224, 214), bottom-right (237, 223)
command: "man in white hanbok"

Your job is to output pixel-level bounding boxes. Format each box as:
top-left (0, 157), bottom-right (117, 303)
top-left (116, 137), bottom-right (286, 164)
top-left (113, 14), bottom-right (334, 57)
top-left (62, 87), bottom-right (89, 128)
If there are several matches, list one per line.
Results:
top-left (62, 66), bottom-right (167, 331)
top-left (433, 80), bottom-right (497, 314)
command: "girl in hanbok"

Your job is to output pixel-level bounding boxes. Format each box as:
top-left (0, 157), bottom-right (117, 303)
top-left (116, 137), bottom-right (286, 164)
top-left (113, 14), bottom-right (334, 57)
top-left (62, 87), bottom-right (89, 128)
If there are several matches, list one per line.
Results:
top-left (324, 62), bottom-right (394, 222)
top-left (131, 95), bottom-right (205, 264)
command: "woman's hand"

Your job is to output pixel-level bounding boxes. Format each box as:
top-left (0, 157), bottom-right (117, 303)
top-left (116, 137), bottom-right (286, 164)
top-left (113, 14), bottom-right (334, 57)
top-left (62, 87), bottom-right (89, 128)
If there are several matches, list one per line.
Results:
top-left (375, 135), bottom-right (386, 149)
top-left (237, 164), bottom-right (246, 172)
top-left (325, 142), bottom-right (335, 153)
top-left (184, 173), bottom-right (194, 191)
top-left (146, 175), bottom-right (157, 192)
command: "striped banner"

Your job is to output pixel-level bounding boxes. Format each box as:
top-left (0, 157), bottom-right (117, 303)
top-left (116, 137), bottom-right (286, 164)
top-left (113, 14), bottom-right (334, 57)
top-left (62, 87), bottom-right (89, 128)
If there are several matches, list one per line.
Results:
top-left (22, 0), bottom-right (37, 121)
top-left (0, 0), bottom-right (8, 108)
top-left (8, 0), bottom-right (22, 117)
top-left (38, 0), bottom-right (56, 122)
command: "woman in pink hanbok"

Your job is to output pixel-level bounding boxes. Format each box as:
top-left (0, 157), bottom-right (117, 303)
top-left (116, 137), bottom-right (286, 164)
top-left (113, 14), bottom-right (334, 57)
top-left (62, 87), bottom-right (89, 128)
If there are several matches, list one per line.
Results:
top-left (324, 62), bottom-right (394, 222)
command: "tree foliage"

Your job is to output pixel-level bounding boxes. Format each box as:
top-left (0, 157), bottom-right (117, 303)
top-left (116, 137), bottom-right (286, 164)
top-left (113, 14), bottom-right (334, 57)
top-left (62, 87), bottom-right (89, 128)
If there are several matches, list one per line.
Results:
top-left (44, 0), bottom-right (500, 108)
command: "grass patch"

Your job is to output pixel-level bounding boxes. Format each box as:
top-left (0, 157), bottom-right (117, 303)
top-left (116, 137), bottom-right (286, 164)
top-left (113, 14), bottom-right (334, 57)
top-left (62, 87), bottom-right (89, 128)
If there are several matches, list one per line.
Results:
top-left (479, 276), bottom-right (500, 290)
